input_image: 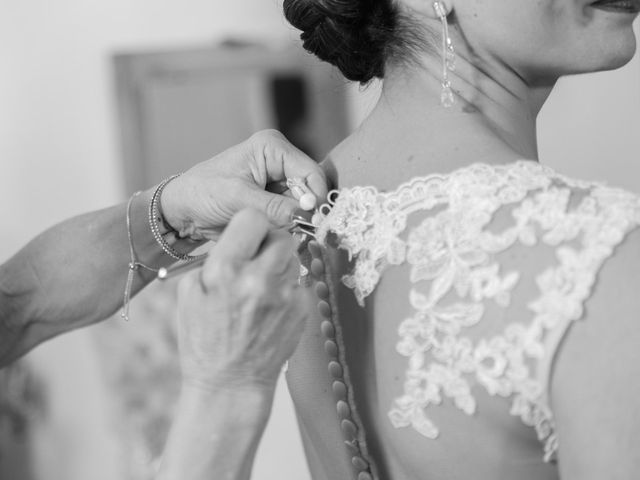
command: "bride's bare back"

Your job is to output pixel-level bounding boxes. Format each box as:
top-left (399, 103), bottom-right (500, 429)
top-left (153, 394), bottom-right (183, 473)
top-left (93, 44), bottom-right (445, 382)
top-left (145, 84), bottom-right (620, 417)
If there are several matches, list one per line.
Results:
top-left (287, 158), bottom-right (640, 480)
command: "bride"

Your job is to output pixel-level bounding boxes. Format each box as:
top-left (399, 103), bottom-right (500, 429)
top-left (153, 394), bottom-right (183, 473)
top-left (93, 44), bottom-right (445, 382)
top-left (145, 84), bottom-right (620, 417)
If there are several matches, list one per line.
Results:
top-left (282, 0), bottom-right (640, 479)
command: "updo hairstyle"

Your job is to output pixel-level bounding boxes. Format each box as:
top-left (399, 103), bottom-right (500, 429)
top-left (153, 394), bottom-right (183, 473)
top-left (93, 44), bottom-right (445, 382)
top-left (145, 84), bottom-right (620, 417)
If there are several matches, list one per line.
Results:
top-left (283, 0), bottom-right (430, 83)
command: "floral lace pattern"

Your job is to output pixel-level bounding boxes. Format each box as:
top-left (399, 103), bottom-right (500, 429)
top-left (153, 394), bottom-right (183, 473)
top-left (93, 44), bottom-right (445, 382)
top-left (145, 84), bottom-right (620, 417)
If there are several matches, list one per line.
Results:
top-left (313, 161), bottom-right (640, 461)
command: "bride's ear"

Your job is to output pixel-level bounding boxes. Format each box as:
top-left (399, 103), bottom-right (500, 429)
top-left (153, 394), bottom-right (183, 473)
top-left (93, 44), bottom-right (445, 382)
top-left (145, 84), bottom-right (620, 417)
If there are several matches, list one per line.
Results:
top-left (395, 0), bottom-right (454, 20)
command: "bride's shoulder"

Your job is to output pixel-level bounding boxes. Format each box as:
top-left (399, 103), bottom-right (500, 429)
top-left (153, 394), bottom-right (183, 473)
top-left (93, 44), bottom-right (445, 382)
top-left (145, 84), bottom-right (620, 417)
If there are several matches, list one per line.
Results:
top-left (525, 163), bottom-right (640, 472)
top-left (549, 226), bottom-right (640, 474)
top-left (533, 162), bottom-right (640, 226)
top-left (322, 157), bottom-right (640, 211)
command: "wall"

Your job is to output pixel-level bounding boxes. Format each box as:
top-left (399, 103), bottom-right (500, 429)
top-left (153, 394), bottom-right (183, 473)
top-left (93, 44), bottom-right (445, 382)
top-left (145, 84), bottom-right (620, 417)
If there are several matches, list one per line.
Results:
top-left (0, 0), bottom-right (294, 255)
top-left (537, 21), bottom-right (640, 189)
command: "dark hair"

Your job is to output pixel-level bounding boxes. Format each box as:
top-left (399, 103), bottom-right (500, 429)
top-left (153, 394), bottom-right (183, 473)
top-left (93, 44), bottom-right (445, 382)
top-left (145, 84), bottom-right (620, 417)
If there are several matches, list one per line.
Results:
top-left (283, 0), bottom-right (422, 83)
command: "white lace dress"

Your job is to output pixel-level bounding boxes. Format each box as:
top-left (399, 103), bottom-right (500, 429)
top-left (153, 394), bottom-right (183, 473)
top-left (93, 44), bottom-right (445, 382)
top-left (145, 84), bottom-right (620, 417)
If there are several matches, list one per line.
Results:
top-left (286, 160), bottom-right (640, 480)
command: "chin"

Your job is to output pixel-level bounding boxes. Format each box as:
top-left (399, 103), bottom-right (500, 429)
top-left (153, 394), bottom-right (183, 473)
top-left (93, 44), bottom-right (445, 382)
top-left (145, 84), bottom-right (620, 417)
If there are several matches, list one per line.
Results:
top-left (596, 19), bottom-right (638, 69)
top-left (595, 41), bottom-right (636, 71)
top-left (526, 26), bottom-right (637, 83)
top-left (572, 31), bottom-right (637, 74)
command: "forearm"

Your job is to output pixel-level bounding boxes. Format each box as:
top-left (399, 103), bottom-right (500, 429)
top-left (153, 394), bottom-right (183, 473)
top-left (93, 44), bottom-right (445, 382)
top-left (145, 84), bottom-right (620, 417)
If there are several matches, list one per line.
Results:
top-left (0, 188), bottom-right (197, 366)
top-left (157, 383), bottom-right (274, 480)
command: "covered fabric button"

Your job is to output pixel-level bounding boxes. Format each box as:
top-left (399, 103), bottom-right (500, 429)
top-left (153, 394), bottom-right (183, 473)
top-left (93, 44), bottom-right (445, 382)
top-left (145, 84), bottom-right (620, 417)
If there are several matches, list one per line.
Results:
top-left (307, 240), bottom-right (322, 258)
top-left (328, 361), bottom-right (343, 378)
top-left (324, 340), bottom-right (338, 358)
top-left (352, 456), bottom-right (369, 471)
top-left (332, 381), bottom-right (347, 400)
top-left (340, 419), bottom-right (357, 438)
top-left (315, 281), bottom-right (330, 299)
top-left (317, 300), bottom-right (332, 318)
top-left (321, 320), bottom-right (335, 339)
top-left (310, 258), bottom-right (325, 276)
top-left (336, 400), bottom-right (350, 418)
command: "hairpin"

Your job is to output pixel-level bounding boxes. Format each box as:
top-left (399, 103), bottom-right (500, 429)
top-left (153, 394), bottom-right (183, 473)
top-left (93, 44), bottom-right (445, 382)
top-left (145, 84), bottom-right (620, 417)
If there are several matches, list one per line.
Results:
top-left (289, 210), bottom-right (317, 238)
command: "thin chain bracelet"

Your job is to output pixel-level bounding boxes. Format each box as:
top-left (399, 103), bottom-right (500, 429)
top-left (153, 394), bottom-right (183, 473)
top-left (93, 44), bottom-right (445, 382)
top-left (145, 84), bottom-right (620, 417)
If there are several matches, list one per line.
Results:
top-left (122, 191), bottom-right (159, 321)
top-left (148, 174), bottom-right (207, 262)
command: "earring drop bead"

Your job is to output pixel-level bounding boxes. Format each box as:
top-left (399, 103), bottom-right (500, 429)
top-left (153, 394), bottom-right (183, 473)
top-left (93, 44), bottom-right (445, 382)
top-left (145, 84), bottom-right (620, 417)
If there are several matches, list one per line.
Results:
top-left (434, 1), bottom-right (456, 108)
top-left (446, 40), bottom-right (456, 71)
top-left (441, 83), bottom-right (455, 108)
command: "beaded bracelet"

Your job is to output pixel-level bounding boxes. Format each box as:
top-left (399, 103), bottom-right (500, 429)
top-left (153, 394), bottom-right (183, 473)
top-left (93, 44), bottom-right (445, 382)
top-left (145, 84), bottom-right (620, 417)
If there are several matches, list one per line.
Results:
top-left (148, 174), bottom-right (206, 262)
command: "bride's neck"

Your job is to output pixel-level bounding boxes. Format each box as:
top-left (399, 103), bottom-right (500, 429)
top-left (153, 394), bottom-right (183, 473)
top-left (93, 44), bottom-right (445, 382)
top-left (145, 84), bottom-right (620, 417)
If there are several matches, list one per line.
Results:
top-left (336, 54), bottom-right (555, 187)
top-left (384, 55), bottom-right (546, 155)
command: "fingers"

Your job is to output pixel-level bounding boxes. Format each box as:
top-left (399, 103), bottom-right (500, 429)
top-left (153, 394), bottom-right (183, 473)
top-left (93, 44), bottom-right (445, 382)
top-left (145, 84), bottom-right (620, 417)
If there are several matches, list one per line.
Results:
top-left (177, 268), bottom-right (200, 299)
top-left (199, 209), bottom-right (299, 290)
top-left (208, 209), bottom-right (270, 264)
top-left (244, 189), bottom-right (300, 228)
top-left (252, 230), bottom-right (299, 280)
top-left (249, 130), bottom-right (329, 203)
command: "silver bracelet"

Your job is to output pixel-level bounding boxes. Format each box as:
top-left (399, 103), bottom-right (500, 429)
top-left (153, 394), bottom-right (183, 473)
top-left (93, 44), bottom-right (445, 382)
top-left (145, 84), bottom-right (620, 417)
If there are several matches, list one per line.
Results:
top-left (122, 191), bottom-right (159, 321)
top-left (148, 174), bottom-right (206, 262)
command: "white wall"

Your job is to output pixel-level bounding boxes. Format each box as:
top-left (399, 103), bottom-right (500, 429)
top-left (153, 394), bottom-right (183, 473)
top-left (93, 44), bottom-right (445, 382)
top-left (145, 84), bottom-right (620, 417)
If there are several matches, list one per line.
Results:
top-left (0, 0), bottom-right (295, 256)
top-left (538, 21), bottom-right (640, 190)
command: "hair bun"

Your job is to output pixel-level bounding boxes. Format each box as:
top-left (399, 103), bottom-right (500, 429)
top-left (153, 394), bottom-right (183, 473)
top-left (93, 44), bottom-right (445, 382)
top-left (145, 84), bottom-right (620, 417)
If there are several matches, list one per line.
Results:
top-left (284, 0), bottom-right (395, 83)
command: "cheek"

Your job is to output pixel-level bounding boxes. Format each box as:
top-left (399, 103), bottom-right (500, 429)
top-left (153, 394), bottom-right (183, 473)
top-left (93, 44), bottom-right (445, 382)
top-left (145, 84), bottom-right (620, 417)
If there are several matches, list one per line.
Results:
top-left (456, 0), bottom-right (564, 56)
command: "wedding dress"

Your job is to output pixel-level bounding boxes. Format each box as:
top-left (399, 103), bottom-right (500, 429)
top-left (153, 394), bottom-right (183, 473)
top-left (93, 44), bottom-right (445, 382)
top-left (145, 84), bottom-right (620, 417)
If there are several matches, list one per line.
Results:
top-left (286, 160), bottom-right (640, 480)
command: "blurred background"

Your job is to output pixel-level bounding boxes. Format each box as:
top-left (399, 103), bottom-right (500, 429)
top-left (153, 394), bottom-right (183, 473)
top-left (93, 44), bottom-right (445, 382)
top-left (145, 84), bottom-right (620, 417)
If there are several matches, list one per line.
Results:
top-left (0, 1), bottom-right (638, 479)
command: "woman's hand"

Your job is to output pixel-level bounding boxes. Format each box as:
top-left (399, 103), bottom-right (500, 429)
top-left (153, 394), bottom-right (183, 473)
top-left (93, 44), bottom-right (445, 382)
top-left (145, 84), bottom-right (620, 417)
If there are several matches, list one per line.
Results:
top-left (159, 208), bottom-right (307, 479)
top-left (0, 130), bottom-right (322, 369)
top-left (161, 130), bottom-right (329, 241)
top-left (176, 208), bottom-right (308, 392)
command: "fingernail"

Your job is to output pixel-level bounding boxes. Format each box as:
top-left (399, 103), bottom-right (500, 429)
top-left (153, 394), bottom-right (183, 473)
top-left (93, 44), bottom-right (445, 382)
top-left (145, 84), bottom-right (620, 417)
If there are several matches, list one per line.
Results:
top-left (307, 172), bottom-right (329, 196)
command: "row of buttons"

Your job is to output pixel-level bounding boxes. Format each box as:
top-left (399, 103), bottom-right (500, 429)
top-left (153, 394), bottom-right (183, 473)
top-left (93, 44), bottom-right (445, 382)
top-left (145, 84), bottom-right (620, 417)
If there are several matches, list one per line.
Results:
top-left (308, 240), bottom-right (374, 480)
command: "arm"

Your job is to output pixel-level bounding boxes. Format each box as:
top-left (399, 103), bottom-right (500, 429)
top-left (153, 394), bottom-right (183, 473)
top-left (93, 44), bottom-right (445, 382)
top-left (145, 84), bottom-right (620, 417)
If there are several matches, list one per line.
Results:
top-left (0, 188), bottom-right (180, 366)
top-left (157, 384), bottom-right (274, 480)
top-left (552, 228), bottom-right (640, 479)
top-left (0, 130), bottom-right (327, 367)
top-left (156, 209), bottom-right (307, 480)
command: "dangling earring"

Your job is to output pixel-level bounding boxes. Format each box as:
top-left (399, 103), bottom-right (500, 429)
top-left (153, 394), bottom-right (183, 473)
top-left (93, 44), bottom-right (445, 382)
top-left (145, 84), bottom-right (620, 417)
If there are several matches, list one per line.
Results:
top-left (433, 1), bottom-right (455, 108)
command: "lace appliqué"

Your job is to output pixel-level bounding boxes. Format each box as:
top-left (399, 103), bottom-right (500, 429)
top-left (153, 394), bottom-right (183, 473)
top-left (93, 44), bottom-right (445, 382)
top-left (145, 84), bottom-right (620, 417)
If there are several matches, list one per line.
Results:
top-left (313, 161), bottom-right (640, 462)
